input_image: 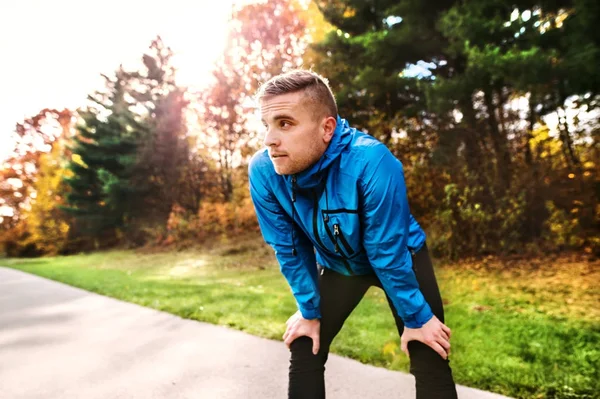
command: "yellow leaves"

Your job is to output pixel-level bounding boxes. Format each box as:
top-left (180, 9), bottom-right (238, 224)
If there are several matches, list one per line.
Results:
top-left (342, 8), bottom-right (356, 18)
top-left (583, 161), bottom-right (595, 169)
top-left (300, 0), bottom-right (333, 43)
top-left (382, 341), bottom-right (398, 356)
top-left (71, 153), bottom-right (87, 168)
top-left (59, 221), bottom-right (70, 234)
top-left (555, 9), bottom-right (570, 28)
top-left (164, 197), bottom-right (259, 246)
top-left (19, 137), bottom-right (71, 255)
top-left (530, 124), bottom-right (562, 159)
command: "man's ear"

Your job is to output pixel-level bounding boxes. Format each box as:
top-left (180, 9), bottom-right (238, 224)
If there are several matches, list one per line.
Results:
top-left (322, 116), bottom-right (337, 143)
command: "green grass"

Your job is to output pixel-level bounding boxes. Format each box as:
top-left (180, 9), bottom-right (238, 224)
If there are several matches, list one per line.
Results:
top-left (3, 236), bottom-right (599, 399)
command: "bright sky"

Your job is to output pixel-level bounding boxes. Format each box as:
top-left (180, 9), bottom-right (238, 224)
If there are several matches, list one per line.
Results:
top-left (1, 1), bottom-right (593, 163)
top-left (0, 0), bottom-right (236, 161)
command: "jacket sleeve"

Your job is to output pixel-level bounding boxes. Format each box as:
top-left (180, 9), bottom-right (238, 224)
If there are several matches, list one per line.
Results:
top-left (359, 144), bottom-right (433, 328)
top-left (248, 157), bottom-right (321, 320)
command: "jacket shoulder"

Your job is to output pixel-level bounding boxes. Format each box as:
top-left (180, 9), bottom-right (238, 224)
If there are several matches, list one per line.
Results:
top-left (344, 131), bottom-right (399, 174)
top-left (249, 148), bottom-right (276, 180)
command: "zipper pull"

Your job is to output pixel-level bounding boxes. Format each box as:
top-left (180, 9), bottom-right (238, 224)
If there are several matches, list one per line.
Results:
top-left (291, 175), bottom-right (297, 202)
top-left (333, 224), bottom-right (340, 253)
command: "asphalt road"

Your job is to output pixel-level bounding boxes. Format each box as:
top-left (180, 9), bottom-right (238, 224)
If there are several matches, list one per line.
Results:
top-left (0, 267), bottom-right (512, 399)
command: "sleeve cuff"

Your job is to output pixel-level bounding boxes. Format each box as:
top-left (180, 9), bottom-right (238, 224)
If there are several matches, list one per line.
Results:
top-left (299, 306), bottom-right (321, 320)
top-left (402, 303), bottom-right (434, 328)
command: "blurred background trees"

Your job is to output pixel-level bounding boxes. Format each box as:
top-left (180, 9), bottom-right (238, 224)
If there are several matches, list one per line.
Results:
top-left (1, 0), bottom-right (598, 259)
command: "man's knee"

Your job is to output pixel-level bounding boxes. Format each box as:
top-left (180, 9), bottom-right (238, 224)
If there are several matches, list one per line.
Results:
top-left (408, 341), bottom-right (457, 396)
top-left (289, 336), bottom-right (327, 372)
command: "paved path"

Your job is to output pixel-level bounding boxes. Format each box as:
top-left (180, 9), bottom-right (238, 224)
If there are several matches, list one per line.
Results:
top-left (0, 267), bottom-right (511, 399)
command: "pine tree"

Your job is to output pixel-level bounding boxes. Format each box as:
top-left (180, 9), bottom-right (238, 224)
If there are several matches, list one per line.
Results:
top-left (125, 37), bottom-right (192, 226)
top-left (62, 68), bottom-right (144, 247)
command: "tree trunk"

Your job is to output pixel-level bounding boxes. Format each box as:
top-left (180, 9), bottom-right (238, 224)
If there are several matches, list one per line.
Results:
top-left (524, 94), bottom-right (535, 167)
top-left (524, 93), bottom-right (544, 239)
top-left (496, 88), bottom-right (508, 139)
top-left (458, 96), bottom-right (491, 199)
top-left (557, 106), bottom-right (581, 168)
top-left (557, 86), bottom-right (582, 169)
top-left (458, 99), bottom-right (480, 173)
top-left (484, 88), bottom-right (511, 194)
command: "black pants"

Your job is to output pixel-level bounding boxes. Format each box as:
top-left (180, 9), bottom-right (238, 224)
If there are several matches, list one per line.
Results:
top-left (288, 244), bottom-right (458, 399)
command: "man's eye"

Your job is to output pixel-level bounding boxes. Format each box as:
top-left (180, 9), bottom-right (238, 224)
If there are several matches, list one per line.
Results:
top-left (280, 121), bottom-right (291, 128)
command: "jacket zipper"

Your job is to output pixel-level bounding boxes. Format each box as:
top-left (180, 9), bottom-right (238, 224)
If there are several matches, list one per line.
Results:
top-left (323, 221), bottom-right (341, 255)
top-left (322, 215), bottom-right (356, 257)
top-left (312, 189), bottom-right (354, 275)
top-left (334, 224), bottom-right (355, 256)
top-left (321, 210), bottom-right (357, 256)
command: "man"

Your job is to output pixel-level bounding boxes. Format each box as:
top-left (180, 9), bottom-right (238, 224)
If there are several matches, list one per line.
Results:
top-left (248, 69), bottom-right (457, 399)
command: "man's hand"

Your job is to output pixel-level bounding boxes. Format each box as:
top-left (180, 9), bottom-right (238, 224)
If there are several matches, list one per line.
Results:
top-left (283, 310), bottom-right (321, 355)
top-left (400, 315), bottom-right (452, 359)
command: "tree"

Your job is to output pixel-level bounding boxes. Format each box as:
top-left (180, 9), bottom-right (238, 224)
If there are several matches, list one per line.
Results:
top-left (0, 109), bottom-right (73, 256)
top-left (62, 69), bottom-right (143, 247)
top-left (311, 0), bottom-right (599, 255)
top-left (125, 37), bottom-right (193, 225)
top-left (21, 128), bottom-right (73, 255)
top-left (196, 0), bottom-right (310, 201)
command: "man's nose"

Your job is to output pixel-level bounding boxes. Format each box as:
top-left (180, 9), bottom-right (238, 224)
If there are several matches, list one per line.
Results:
top-left (264, 128), bottom-right (280, 147)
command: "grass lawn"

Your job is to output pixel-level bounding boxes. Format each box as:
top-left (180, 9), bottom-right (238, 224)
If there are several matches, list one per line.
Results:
top-left (3, 235), bottom-right (599, 399)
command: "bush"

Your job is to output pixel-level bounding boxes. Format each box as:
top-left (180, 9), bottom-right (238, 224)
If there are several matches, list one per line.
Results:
top-left (543, 201), bottom-right (586, 249)
top-left (160, 198), bottom-right (259, 247)
top-left (197, 197), bottom-right (259, 239)
top-left (430, 184), bottom-right (527, 259)
top-left (0, 222), bottom-right (41, 258)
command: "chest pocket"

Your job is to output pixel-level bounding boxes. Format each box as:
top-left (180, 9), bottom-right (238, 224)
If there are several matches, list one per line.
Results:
top-left (321, 209), bottom-right (362, 259)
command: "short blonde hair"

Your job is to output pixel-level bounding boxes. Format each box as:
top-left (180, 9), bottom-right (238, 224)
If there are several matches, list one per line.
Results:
top-left (256, 69), bottom-right (338, 119)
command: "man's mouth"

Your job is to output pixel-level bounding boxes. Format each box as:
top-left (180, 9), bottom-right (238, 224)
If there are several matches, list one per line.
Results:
top-left (271, 154), bottom-right (287, 158)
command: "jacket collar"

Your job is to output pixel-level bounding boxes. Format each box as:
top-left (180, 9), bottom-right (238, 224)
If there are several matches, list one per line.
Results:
top-left (284, 115), bottom-right (353, 189)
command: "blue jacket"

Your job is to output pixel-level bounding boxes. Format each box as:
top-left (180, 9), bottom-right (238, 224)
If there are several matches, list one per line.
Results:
top-left (248, 116), bottom-right (433, 328)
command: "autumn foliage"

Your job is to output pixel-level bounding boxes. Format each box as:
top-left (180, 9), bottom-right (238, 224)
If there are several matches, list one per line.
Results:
top-left (1, 0), bottom-right (598, 260)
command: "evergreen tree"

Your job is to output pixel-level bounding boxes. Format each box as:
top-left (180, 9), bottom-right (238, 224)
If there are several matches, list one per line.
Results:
top-left (312, 0), bottom-right (599, 255)
top-left (62, 69), bottom-right (144, 246)
top-left (125, 37), bottom-right (192, 226)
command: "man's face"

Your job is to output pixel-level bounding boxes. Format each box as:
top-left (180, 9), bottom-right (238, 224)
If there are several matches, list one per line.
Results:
top-left (260, 91), bottom-right (334, 175)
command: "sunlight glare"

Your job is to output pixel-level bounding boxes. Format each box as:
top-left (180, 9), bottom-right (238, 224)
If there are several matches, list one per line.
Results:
top-left (0, 0), bottom-right (236, 162)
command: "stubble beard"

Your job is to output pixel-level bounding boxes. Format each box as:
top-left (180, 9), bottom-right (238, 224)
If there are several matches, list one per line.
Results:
top-left (272, 124), bottom-right (327, 176)
top-left (273, 148), bottom-right (322, 176)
